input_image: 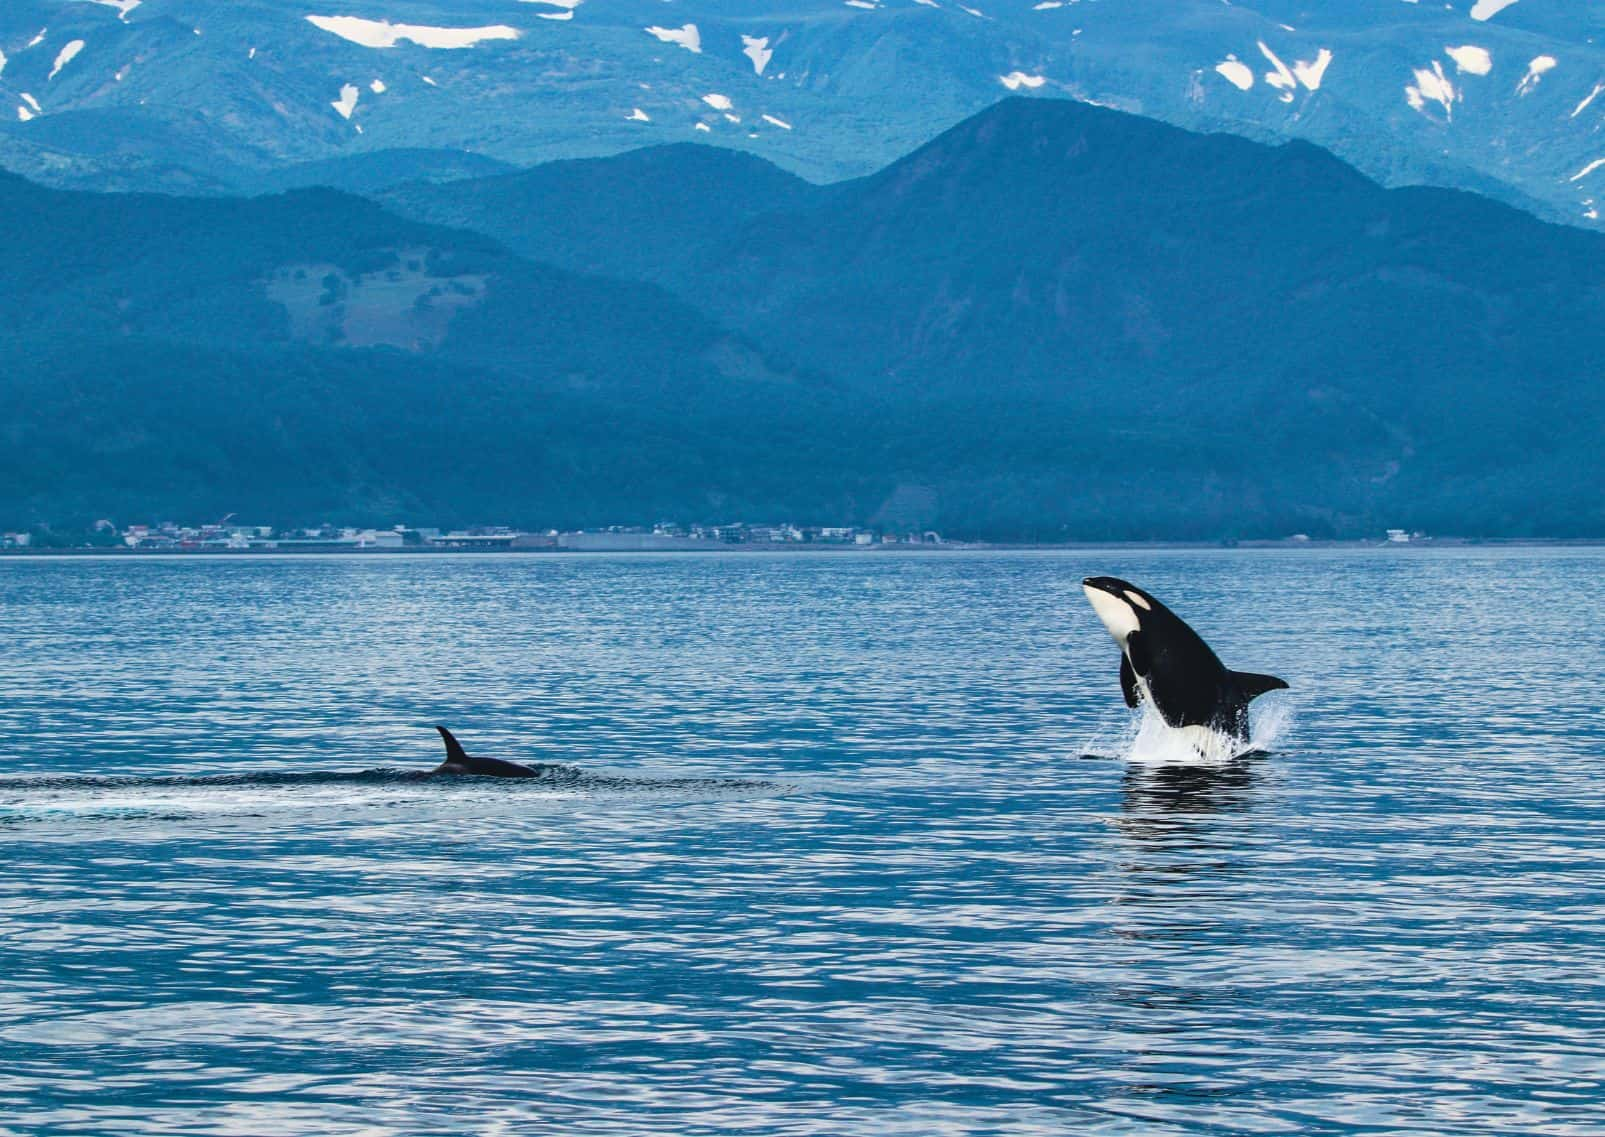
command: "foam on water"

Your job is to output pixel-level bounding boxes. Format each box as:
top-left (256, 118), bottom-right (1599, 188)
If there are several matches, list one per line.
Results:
top-left (1085, 695), bottom-right (1294, 766)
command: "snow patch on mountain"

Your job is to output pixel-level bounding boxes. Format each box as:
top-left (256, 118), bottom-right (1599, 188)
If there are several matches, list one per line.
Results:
top-left (1570, 158), bottom-right (1604, 183)
top-left (1516, 55), bottom-right (1555, 97)
top-left (1254, 42), bottom-right (1330, 100)
top-left (48, 40), bottom-right (84, 81)
top-left (306, 16), bottom-right (520, 50)
top-left (1406, 60), bottom-right (1456, 119)
top-left (332, 83), bottom-right (359, 119)
top-left (645, 24), bottom-right (700, 53)
top-left (521, 0), bottom-right (580, 22)
top-left (1259, 42), bottom-right (1297, 101)
top-left (742, 35), bottom-right (773, 76)
top-left (1293, 49), bottom-right (1333, 91)
top-left (999, 72), bottom-right (1045, 91)
top-left (83, 0), bottom-right (141, 19)
top-left (1215, 56), bottom-right (1254, 91)
top-left (1469, 0), bottom-right (1520, 21)
top-left (1444, 45), bottom-right (1492, 76)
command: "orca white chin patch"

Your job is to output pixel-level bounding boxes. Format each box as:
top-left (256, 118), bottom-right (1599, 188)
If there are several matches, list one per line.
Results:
top-left (1083, 584), bottom-right (1141, 643)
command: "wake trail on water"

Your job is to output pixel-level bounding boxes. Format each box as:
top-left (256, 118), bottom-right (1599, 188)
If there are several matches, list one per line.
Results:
top-left (0, 767), bottom-right (784, 825)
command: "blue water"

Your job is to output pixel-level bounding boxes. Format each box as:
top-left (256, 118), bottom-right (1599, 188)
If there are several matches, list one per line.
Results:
top-left (2, 550), bottom-right (1604, 1135)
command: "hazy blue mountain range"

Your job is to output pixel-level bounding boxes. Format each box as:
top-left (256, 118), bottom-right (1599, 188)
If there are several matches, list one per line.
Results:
top-left (0, 0), bottom-right (1600, 227)
top-left (2, 97), bottom-right (1602, 538)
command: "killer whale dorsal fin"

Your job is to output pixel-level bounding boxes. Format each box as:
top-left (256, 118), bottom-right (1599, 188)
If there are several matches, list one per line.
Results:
top-left (435, 725), bottom-right (470, 766)
top-left (1119, 654), bottom-right (1141, 709)
top-left (1233, 672), bottom-right (1289, 700)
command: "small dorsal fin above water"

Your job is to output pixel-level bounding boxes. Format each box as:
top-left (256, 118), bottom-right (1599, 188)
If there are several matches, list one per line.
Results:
top-left (435, 725), bottom-right (470, 768)
top-left (1232, 671), bottom-right (1289, 700)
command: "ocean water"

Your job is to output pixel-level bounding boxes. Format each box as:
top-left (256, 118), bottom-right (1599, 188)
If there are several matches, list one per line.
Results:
top-left (2, 549), bottom-right (1603, 1136)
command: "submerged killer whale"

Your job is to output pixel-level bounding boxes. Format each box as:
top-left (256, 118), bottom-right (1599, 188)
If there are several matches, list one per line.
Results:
top-left (432, 726), bottom-right (547, 778)
top-left (1082, 576), bottom-right (1287, 752)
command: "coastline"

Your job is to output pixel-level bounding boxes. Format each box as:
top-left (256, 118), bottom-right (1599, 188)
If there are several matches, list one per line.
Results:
top-left (5, 538), bottom-right (1605, 558)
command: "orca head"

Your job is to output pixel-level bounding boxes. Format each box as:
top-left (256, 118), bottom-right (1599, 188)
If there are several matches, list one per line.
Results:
top-left (1081, 576), bottom-right (1162, 646)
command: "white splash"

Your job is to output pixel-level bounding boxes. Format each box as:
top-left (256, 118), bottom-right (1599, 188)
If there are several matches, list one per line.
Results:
top-left (1573, 83), bottom-right (1603, 118)
top-left (1516, 54), bottom-right (1556, 96)
top-left (762, 113), bottom-right (792, 129)
top-left (644, 24), bottom-right (700, 53)
top-left (49, 39), bottom-right (84, 80)
top-left (1216, 56), bottom-right (1254, 91)
top-left (369, 78), bottom-right (385, 93)
top-left (702, 92), bottom-right (733, 111)
top-left (742, 35), bottom-right (773, 76)
top-left (21, 92), bottom-right (42, 113)
top-left (17, 104), bottom-right (35, 122)
top-left (331, 83), bottom-right (359, 119)
top-left (999, 72), bottom-right (1045, 91)
top-left (1100, 699), bottom-right (1294, 768)
top-left (305, 16), bottom-right (520, 50)
top-left (1571, 158), bottom-right (1605, 183)
top-left (1470, 0), bottom-right (1519, 20)
top-left (694, 121), bottom-right (711, 132)
top-left (1445, 45), bottom-right (1492, 75)
top-left (27, 29), bottom-right (47, 49)
top-left (0, 49), bottom-right (7, 80)
top-left (627, 107), bottom-right (650, 121)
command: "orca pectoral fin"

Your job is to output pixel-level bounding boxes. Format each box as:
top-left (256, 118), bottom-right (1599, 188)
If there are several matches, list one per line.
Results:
top-left (1119, 653), bottom-right (1142, 709)
top-left (1233, 672), bottom-right (1289, 700)
top-left (435, 725), bottom-right (471, 765)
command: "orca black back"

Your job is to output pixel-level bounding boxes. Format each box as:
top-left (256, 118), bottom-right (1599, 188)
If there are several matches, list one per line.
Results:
top-left (433, 725), bottom-right (543, 778)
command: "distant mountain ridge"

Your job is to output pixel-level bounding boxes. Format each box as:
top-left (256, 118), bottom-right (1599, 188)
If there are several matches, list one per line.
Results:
top-left (1, 97), bottom-right (1604, 537)
top-left (0, 0), bottom-right (1600, 228)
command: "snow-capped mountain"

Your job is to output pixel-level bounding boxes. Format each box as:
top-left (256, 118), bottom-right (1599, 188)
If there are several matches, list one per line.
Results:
top-left (0, 0), bottom-right (1600, 226)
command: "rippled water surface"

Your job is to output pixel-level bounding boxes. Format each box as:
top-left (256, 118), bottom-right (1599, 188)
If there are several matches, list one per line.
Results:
top-left (3, 549), bottom-right (1604, 1135)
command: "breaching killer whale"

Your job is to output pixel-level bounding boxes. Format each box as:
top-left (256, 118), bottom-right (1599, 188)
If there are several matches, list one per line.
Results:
top-left (432, 725), bottom-right (553, 778)
top-left (1082, 576), bottom-right (1287, 753)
